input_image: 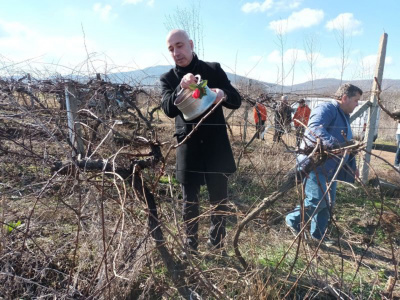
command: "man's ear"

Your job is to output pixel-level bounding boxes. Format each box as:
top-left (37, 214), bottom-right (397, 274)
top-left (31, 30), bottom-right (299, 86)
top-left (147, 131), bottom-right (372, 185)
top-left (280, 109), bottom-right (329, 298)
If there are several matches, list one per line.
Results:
top-left (189, 40), bottom-right (194, 50)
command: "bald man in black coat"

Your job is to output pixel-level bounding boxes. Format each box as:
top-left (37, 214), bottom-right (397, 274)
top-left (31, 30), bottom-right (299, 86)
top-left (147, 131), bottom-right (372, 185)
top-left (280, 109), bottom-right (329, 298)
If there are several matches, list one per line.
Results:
top-left (160, 29), bottom-right (241, 254)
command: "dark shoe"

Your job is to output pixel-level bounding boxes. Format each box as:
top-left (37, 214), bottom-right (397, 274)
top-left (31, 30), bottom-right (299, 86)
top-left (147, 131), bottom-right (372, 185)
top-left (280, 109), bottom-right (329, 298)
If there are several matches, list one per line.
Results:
top-left (179, 246), bottom-right (198, 260)
top-left (207, 239), bottom-right (222, 249)
top-left (206, 239), bottom-right (227, 257)
top-left (310, 236), bottom-right (334, 247)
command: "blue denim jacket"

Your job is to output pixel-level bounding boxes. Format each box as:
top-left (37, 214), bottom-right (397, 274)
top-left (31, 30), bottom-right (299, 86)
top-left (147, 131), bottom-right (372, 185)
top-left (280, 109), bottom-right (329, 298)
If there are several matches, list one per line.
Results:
top-left (297, 100), bottom-right (356, 183)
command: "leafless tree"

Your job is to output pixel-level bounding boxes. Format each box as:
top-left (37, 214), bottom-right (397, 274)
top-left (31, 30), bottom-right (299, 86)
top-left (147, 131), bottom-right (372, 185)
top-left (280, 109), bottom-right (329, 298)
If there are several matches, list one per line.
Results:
top-left (164, 0), bottom-right (204, 58)
top-left (273, 20), bottom-right (288, 94)
top-left (288, 48), bottom-right (299, 92)
top-left (304, 33), bottom-right (320, 93)
top-left (332, 16), bottom-right (352, 84)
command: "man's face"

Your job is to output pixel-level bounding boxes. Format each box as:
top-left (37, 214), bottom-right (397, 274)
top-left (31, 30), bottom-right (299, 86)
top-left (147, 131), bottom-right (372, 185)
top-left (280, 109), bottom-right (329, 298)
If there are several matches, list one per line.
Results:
top-left (167, 32), bottom-right (194, 67)
top-left (341, 93), bottom-right (361, 114)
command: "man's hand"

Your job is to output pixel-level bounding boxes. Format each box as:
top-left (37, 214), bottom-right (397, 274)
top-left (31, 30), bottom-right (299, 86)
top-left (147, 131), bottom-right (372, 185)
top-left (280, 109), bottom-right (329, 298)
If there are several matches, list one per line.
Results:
top-left (211, 88), bottom-right (225, 104)
top-left (180, 73), bottom-right (197, 89)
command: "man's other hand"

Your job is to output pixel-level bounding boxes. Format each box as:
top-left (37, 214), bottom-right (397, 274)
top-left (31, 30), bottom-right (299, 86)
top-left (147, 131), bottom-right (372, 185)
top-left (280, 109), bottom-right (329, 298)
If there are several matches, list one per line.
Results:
top-left (212, 88), bottom-right (225, 104)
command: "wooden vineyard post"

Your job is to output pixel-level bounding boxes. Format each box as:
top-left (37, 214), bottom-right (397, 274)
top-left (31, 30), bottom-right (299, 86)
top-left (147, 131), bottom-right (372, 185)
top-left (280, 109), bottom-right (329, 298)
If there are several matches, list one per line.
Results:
top-left (359, 33), bottom-right (388, 184)
top-left (243, 103), bottom-right (249, 143)
top-left (243, 79), bottom-right (252, 143)
top-left (27, 73), bottom-right (34, 109)
top-left (65, 84), bottom-right (85, 157)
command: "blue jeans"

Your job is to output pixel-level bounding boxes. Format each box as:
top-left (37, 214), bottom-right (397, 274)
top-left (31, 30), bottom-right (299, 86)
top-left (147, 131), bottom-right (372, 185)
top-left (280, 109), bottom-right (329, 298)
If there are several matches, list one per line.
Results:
top-left (395, 134), bottom-right (400, 166)
top-left (286, 171), bottom-right (337, 240)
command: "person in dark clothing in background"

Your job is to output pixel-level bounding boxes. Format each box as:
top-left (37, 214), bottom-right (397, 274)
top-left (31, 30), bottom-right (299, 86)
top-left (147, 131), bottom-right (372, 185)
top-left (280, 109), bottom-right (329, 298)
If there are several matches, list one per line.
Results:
top-left (273, 95), bottom-right (292, 143)
top-left (160, 29), bottom-right (241, 257)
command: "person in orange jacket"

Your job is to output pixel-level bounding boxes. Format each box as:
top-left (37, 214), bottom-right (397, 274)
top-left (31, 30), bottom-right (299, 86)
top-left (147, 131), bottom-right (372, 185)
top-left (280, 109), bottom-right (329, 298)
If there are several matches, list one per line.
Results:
top-left (253, 100), bottom-right (267, 140)
top-left (293, 98), bottom-right (311, 146)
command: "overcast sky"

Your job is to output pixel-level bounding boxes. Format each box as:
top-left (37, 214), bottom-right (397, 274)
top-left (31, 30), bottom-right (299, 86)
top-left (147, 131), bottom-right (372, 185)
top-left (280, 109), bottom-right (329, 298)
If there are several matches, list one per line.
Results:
top-left (0, 0), bottom-right (398, 84)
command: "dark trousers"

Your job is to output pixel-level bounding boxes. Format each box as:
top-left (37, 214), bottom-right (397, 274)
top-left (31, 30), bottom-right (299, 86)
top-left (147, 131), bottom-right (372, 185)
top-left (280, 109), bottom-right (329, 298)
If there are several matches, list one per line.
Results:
top-left (295, 126), bottom-right (305, 147)
top-left (395, 134), bottom-right (400, 166)
top-left (182, 173), bottom-right (228, 250)
top-left (273, 125), bottom-right (284, 142)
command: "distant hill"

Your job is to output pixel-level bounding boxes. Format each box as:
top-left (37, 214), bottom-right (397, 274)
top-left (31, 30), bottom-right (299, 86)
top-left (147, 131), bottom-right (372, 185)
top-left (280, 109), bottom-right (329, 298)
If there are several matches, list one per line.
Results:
top-left (289, 78), bottom-right (400, 94)
top-left (105, 65), bottom-right (255, 88)
top-left (105, 65), bottom-right (172, 86)
top-left (105, 65), bottom-right (400, 93)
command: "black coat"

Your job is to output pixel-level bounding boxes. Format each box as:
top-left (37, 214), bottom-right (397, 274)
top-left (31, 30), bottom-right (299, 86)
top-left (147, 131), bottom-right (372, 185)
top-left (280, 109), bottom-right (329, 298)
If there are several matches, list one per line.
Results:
top-left (160, 55), bottom-right (242, 184)
top-left (274, 103), bottom-right (292, 128)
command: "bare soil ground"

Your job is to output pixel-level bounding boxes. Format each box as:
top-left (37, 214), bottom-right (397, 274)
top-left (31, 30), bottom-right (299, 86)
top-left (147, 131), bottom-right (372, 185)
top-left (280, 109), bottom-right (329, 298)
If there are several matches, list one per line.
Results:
top-left (1, 101), bottom-right (399, 299)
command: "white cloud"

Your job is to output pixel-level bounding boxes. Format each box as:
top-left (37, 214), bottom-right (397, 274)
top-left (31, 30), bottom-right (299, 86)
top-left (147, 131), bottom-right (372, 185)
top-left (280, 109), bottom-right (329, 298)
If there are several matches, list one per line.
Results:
top-left (366, 55), bottom-right (378, 65)
top-left (123, 0), bottom-right (142, 3)
top-left (362, 54), bottom-right (392, 67)
top-left (0, 19), bottom-right (35, 37)
top-left (325, 13), bottom-right (362, 36)
top-left (259, 68), bottom-right (282, 83)
top-left (274, 0), bottom-right (302, 11)
top-left (241, 0), bottom-right (273, 13)
top-left (297, 52), bottom-right (352, 70)
top-left (106, 48), bottom-right (162, 71)
top-left (316, 56), bottom-right (341, 69)
top-left (0, 17), bottom-right (166, 76)
top-left (249, 55), bottom-right (264, 63)
top-left (0, 18), bottom-right (98, 74)
top-left (269, 8), bottom-right (324, 34)
top-left (267, 48), bottom-right (307, 64)
top-left (355, 54), bottom-right (392, 79)
top-left (123, 0), bottom-right (154, 6)
top-left (241, 0), bottom-right (301, 13)
top-left (267, 50), bottom-right (280, 63)
top-left (285, 48), bottom-right (307, 62)
top-left (93, 3), bottom-right (117, 21)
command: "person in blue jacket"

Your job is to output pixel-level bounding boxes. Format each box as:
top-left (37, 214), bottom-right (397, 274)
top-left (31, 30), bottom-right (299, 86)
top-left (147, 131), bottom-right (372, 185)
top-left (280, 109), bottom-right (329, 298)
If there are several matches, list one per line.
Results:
top-left (285, 83), bottom-right (363, 244)
top-left (394, 121), bottom-right (400, 169)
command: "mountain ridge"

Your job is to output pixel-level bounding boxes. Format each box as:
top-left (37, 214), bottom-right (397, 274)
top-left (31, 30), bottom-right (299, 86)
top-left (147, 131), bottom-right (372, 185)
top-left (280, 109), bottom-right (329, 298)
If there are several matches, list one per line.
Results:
top-left (105, 65), bottom-right (400, 93)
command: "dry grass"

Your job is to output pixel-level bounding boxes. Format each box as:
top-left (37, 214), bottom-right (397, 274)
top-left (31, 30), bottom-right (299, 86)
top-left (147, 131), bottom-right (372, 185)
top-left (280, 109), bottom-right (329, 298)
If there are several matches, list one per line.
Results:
top-left (0, 79), bottom-right (399, 299)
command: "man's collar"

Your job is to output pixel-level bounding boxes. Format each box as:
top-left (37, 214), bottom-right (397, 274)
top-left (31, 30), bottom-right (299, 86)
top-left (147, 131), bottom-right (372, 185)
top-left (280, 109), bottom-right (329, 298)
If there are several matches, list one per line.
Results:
top-left (175, 53), bottom-right (199, 74)
top-left (331, 99), bottom-right (349, 115)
